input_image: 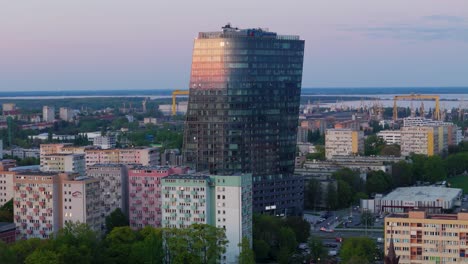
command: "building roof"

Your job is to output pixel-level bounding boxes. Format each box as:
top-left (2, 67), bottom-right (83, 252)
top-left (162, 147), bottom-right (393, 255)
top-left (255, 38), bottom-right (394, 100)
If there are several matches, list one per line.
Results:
top-left (15, 171), bottom-right (58, 176)
top-left (0, 222), bottom-right (16, 233)
top-left (383, 186), bottom-right (462, 202)
top-left (163, 174), bottom-right (210, 181)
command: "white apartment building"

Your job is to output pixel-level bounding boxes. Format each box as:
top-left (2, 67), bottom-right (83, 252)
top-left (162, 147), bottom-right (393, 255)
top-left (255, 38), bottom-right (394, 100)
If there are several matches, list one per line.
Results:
top-left (40, 153), bottom-right (86, 176)
top-left (42, 106), bottom-right (55, 122)
top-left (86, 164), bottom-right (129, 217)
top-left (61, 175), bottom-right (103, 233)
top-left (325, 129), bottom-right (364, 160)
top-left (161, 173), bottom-right (252, 264)
top-left (377, 130), bottom-right (402, 145)
top-left (85, 147), bottom-right (159, 167)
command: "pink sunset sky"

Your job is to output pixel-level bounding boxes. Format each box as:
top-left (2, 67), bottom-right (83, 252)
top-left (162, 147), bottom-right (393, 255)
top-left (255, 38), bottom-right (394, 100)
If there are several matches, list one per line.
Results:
top-left (0, 0), bottom-right (467, 91)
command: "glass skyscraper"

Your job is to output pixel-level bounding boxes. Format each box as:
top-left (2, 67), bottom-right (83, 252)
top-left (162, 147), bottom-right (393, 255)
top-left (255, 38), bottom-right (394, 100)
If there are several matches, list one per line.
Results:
top-left (183, 24), bottom-right (304, 215)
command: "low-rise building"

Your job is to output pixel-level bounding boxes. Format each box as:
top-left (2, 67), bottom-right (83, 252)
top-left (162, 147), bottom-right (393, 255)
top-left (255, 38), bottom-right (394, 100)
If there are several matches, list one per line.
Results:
top-left (377, 130), bottom-right (402, 145)
top-left (380, 186), bottom-right (462, 214)
top-left (93, 135), bottom-right (116, 149)
top-left (85, 147), bottom-right (160, 167)
top-left (325, 129), bottom-right (364, 160)
top-left (161, 173), bottom-right (252, 264)
top-left (0, 222), bottom-right (16, 244)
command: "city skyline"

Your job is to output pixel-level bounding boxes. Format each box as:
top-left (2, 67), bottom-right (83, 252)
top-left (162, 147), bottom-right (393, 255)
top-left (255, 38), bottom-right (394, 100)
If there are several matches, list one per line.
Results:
top-left (1, 0), bottom-right (467, 91)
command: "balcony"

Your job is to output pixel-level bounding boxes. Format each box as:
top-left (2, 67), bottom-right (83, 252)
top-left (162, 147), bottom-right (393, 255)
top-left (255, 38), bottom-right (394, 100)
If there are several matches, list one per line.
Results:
top-left (14, 215), bottom-right (20, 220)
top-left (39, 187), bottom-right (45, 192)
top-left (34, 223), bottom-right (40, 228)
top-left (33, 208), bottom-right (39, 213)
top-left (143, 207), bottom-right (148, 212)
top-left (14, 186), bottom-right (19, 191)
top-left (26, 187), bottom-right (32, 192)
top-left (149, 200), bottom-right (155, 205)
top-left (46, 223), bottom-right (52, 228)
top-left (39, 216), bottom-right (45, 221)
top-left (21, 208), bottom-right (27, 213)
top-left (22, 222), bottom-right (27, 227)
top-left (26, 201), bottom-right (32, 207)
top-left (21, 194), bottom-right (27, 198)
top-left (130, 206), bottom-right (136, 211)
top-left (14, 201), bottom-right (20, 206)
top-left (27, 215), bottom-right (33, 220)
top-left (130, 193), bottom-right (136, 197)
top-left (33, 194), bottom-right (39, 199)
top-left (143, 193), bottom-right (148, 198)
top-left (26, 230), bottom-right (33, 234)
top-left (40, 230), bottom-right (45, 235)
top-left (39, 202), bottom-right (45, 207)
top-left (136, 200), bottom-right (142, 204)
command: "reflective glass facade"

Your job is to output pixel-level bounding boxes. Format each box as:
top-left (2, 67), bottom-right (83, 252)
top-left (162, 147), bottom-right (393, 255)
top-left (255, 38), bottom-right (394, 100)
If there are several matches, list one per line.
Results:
top-left (183, 26), bottom-right (304, 215)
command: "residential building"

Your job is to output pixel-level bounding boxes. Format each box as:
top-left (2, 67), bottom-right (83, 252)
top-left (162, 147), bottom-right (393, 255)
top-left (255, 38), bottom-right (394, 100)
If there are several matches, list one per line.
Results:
top-left (325, 129), bottom-right (364, 160)
top-left (0, 159), bottom-right (17, 171)
top-left (385, 210), bottom-right (468, 263)
top-left (2, 103), bottom-right (16, 112)
top-left (13, 171), bottom-right (103, 239)
top-left (400, 126), bottom-right (440, 156)
top-left (85, 147), bottom-right (160, 167)
top-left (42, 106), bottom-right (55, 122)
top-left (297, 126), bottom-right (309, 143)
top-left (40, 143), bottom-right (72, 157)
top-left (86, 164), bottom-right (129, 217)
top-left (183, 24), bottom-right (305, 215)
top-left (93, 135), bottom-right (116, 149)
top-left (128, 166), bottom-right (187, 229)
top-left (0, 171), bottom-right (15, 206)
top-left (40, 153), bottom-right (86, 176)
top-left (59, 107), bottom-right (74, 122)
top-left (61, 175), bottom-right (103, 233)
top-left (161, 173), bottom-right (252, 264)
top-left (161, 149), bottom-right (183, 166)
top-left (143, 117), bottom-right (158, 125)
top-left (377, 130), bottom-right (402, 145)
top-left (380, 186), bottom-right (462, 214)
top-left (7, 148), bottom-right (40, 159)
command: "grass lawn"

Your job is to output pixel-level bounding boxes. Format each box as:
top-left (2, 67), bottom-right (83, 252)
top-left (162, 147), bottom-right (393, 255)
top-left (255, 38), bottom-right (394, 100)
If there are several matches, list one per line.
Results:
top-left (448, 175), bottom-right (468, 194)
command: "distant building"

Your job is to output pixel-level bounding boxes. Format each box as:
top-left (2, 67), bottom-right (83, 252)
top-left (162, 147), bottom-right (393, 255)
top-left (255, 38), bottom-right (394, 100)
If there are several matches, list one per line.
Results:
top-left (7, 148), bottom-right (40, 159)
top-left (86, 164), bottom-right (129, 217)
top-left (40, 153), bottom-right (86, 176)
top-left (325, 129), bottom-right (364, 160)
top-left (160, 149), bottom-right (183, 166)
top-left (297, 126), bottom-right (309, 143)
top-left (377, 130), bottom-right (402, 145)
top-left (0, 159), bottom-right (17, 171)
top-left (0, 139), bottom-right (2, 159)
top-left (161, 173), bottom-right (252, 264)
top-left (85, 147), bottom-right (160, 167)
top-left (128, 166), bottom-right (187, 229)
top-left (2, 103), bottom-right (16, 112)
top-left (385, 210), bottom-right (468, 263)
top-left (143, 117), bottom-right (158, 125)
top-left (59, 107), bottom-right (75, 122)
top-left (42, 106), bottom-right (55, 122)
top-left (93, 135), bottom-right (116, 149)
top-left (0, 171), bottom-right (15, 206)
top-left (400, 126), bottom-right (440, 156)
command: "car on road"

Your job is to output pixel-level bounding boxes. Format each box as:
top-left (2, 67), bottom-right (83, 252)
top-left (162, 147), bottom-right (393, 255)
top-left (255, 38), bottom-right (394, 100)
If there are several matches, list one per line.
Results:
top-left (324, 243), bottom-right (338, 248)
top-left (335, 237), bottom-right (343, 243)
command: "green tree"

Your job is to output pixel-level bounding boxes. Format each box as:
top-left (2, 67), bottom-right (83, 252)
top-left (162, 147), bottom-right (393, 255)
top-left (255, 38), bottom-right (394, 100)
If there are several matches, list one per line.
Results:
top-left (129, 227), bottom-right (164, 264)
top-left (445, 152), bottom-right (468, 176)
top-left (238, 237), bottom-right (255, 264)
top-left (392, 161), bottom-right (413, 187)
top-left (340, 237), bottom-right (376, 263)
top-left (283, 217), bottom-right (310, 243)
top-left (105, 208), bottom-right (129, 233)
top-left (380, 144), bottom-right (401, 156)
top-left (361, 210), bottom-right (375, 227)
top-left (326, 183), bottom-right (338, 210)
top-left (103, 226), bottom-right (137, 264)
top-left (423, 156), bottom-right (447, 183)
top-left (0, 241), bottom-right (17, 264)
top-left (253, 239), bottom-right (270, 262)
top-left (0, 199), bottom-right (13, 222)
top-left (9, 238), bottom-right (44, 264)
top-left (24, 249), bottom-right (60, 264)
top-left (337, 180), bottom-right (353, 208)
top-left (364, 135), bottom-right (385, 156)
top-left (308, 236), bottom-right (326, 262)
top-left (305, 179), bottom-right (322, 210)
top-left (366, 171), bottom-right (392, 195)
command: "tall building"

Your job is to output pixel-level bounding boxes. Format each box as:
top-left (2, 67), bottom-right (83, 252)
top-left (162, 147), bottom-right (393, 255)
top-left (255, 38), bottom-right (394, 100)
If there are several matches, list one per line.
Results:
top-left (183, 24), bottom-right (305, 215)
top-left (400, 126), bottom-right (439, 156)
top-left (42, 106), bottom-right (55, 122)
top-left (13, 172), bottom-right (103, 239)
top-left (161, 173), bottom-right (252, 264)
top-left (40, 153), bottom-right (86, 176)
top-left (0, 171), bottom-right (15, 206)
top-left (86, 164), bottom-right (129, 217)
top-left (385, 210), bottom-right (468, 263)
top-left (128, 166), bottom-right (187, 230)
top-left (325, 129), bottom-right (364, 160)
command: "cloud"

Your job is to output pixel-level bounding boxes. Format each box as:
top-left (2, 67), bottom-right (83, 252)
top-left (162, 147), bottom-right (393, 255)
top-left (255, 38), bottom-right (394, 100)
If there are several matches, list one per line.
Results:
top-left (341, 15), bottom-right (468, 42)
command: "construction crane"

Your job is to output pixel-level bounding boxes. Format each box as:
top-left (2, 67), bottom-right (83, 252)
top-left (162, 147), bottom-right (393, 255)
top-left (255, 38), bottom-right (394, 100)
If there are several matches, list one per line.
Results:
top-left (172, 90), bottom-right (189, 116)
top-left (393, 94), bottom-right (441, 121)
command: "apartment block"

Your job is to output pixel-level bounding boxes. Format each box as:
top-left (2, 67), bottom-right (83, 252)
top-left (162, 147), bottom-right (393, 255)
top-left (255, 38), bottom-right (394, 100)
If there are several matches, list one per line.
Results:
top-left (161, 174), bottom-right (252, 264)
top-left (61, 175), bottom-right (103, 233)
top-left (377, 130), bottom-right (402, 145)
top-left (13, 171), bottom-right (103, 240)
top-left (86, 164), bottom-right (129, 217)
top-left (0, 171), bottom-right (15, 206)
top-left (325, 129), bottom-right (364, 160)
top-left (385, 210), bottom-right (468, 263)
top-left (40, 153), bottom-right (86, 176)
top-left (93, 135), bottom-right (116, 149)
top-left (0, 139), bottom-right (2, 159)
top-left (297, 126), bottom-right (309, 143)
top-left (42, 106), bottom-right (55, 122)
top-left (40, 143), bottom-right (72, 157)
top-left (400, 126), bottom-right (440, 156)
top-left (128, 166), bottom-right (187, 230)
top-left (161, 149), bottom-right (183, 166)
top-left (85, 147), bottom-right (160, 167)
